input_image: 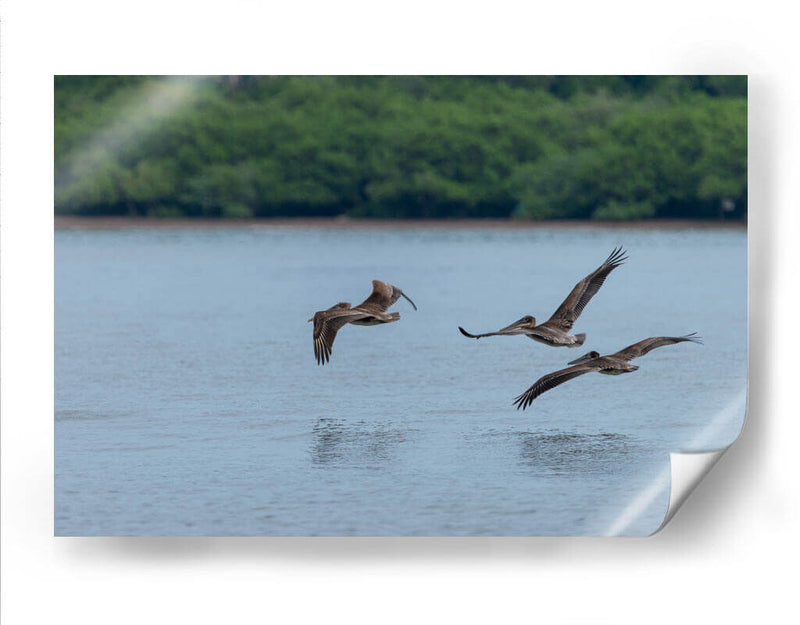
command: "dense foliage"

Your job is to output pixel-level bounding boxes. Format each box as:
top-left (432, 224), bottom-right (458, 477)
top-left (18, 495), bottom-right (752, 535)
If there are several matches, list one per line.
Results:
top-left (54, 75), bottom-right (747, 220)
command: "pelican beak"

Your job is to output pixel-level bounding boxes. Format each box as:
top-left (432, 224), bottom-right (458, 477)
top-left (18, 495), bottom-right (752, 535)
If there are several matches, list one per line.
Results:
top-left (400, 291), bottom-right (418, 311)
top-left (307, 318), bottom-right (313, 322)
top-left (568, 352), bottom-right (596, 365)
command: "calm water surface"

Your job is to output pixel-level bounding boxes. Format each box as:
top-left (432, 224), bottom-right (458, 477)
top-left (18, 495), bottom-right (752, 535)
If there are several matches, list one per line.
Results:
top-left (55, 225), bottom-right (747, 535)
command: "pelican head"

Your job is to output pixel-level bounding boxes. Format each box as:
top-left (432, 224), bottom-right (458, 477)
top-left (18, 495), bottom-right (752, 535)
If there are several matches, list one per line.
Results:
top-left (568, 350), bottom-right (600, 365)
top-left (498, 315), bottom-right (536, 333)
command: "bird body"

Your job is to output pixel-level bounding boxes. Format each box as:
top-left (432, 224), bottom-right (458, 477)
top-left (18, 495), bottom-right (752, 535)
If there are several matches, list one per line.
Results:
top-left (458, 247), bottom-right (627, 348)
top-left (512, 334), bottom-right (702, 410)
top-left (309, 280), bottom-right (417, 365)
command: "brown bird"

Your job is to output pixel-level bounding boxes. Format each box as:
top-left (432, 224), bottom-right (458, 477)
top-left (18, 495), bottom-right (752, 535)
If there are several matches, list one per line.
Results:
top-left (512, 334), bottom-right (703, 410)
top-left (308, 280), bottom-right (417, 365)
top-left (459, 247), bottom-right (627, 348)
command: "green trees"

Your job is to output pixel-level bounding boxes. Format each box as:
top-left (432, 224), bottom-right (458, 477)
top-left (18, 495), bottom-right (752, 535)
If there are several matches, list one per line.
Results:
top-left (512, 96), bottom-right (747, 220)
top-left (54, 76), bottom-right (747, 220)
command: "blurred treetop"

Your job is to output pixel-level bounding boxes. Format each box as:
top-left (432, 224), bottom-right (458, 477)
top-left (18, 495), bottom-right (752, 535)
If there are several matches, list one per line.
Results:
top-left (54, 75), bottom-right (747, 220)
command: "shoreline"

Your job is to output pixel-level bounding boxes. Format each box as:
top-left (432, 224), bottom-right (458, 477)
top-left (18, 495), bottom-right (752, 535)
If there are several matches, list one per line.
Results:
top-left (54, 216), bottom-right (747, 231)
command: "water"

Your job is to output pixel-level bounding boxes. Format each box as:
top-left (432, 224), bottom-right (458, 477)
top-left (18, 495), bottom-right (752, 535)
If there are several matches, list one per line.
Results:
top-left (55, 224), bottom-right (747, 535)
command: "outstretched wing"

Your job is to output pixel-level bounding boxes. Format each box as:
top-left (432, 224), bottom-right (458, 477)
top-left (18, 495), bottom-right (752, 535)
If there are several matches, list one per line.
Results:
top-left (313, 309), bottom-right (370, 365)
top-left (612, 333), bottom-right (703, 362)
top-left (458, 326), bottom-right (527, 339)
top-left (546, 247), bottom-right (627, 329)
top-left (512, 364), bottom-right (597, 410)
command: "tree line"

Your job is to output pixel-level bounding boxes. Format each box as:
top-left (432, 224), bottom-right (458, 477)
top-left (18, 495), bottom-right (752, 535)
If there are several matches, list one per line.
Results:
top-left (54, 75), bottom-right (747, 220)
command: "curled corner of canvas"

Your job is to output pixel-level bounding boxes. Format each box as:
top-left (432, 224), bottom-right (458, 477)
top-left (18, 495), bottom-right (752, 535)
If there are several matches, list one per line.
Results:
top-left (651, 385), bottom-right (747, 534)
top-left (605, 387), bottom-right (746, 536)
top-left (651, 447), bottom-right (729, 534)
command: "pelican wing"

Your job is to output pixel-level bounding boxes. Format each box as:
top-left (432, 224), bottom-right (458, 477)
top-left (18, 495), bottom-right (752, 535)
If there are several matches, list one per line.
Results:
top-left (312, 309), bottom-right (371, 365)
top-left (612, 333), bottom-right (703, 361)
top-left (458, 326), bottom-right (527, 339)
top-left (546, 247), bottom-right (627, 329)
top-left (512, 364), bottom-right (598, 410)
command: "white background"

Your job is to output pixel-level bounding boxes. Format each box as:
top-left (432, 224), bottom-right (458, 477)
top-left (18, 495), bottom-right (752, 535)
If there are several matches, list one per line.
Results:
top-left (2, 2), bottom-right (797, 623)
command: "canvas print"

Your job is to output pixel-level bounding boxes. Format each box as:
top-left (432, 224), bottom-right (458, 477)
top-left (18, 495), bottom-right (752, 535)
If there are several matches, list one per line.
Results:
top-left (54, 76), bottom-right (747, 535)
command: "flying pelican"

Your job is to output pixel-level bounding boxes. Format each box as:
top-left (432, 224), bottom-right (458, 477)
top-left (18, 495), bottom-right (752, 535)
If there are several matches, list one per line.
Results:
top-left (309, 280), bottom-right (417, 365)
top-left (512, 334), bottom-right (703, 410)
top-left (458, 247), bottom-right (627, 348)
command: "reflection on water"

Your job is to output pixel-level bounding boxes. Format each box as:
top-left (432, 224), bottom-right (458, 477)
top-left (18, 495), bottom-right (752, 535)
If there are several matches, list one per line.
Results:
top-left (55, 225), bottom-right (746, 535)
top-left (311, 418), bottom-right (408, 466)
top-left (516, 431), bottom-right (636, 473)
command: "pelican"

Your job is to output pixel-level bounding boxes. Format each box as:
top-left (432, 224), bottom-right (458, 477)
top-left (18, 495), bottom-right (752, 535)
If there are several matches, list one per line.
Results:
top-left (512, 333), bottom-right (703, 410)
top-left (458, 247), bottom-right (627, 348)
top-left (309, 280), bottom-right (417, 365)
